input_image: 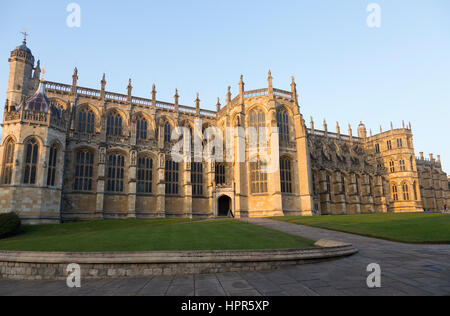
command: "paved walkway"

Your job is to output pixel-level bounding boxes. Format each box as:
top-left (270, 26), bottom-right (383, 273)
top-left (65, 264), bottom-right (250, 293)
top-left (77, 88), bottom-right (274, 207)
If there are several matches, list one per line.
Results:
top-left (0, 218), bottom-right (449, 296)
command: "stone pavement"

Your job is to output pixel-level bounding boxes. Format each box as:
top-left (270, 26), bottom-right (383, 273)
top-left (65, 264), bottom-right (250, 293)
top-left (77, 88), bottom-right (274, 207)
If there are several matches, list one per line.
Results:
top-left (0, 218), bottom-right (449, 296)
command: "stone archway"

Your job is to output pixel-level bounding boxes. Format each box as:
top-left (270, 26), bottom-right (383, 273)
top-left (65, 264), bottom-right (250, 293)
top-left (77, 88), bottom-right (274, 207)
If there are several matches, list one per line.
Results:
top-left (217, 195), bottom-right (232, 217)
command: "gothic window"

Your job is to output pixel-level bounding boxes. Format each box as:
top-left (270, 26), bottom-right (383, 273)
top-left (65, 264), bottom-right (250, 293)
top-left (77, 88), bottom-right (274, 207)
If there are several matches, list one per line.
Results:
top-left (74, 150), bottom-right (94, 191)
top-left (249, 108), bottom-right (267, 194)
top-left (375, 143), bottom-right (380, 153)
top-left (136, 116), bottom-right (148, 141)
top-left (137, 156), bottom-right (153, 193)
top-left (23, 138), bottom-right (39, 185)
top-left (399, 160), bottom-right (406, 171)
top-left (387, 140), bottom-right (392, 150)
top-left (249, 108), bottom-right (266, 148)
top-left (326, 174), bottom-right (332, 200)
top-left (277, 109), bottom-right (290, 143)
top-left (188, 126), bottom-right (194, 151)
top-left (215, 162), bottom-right (226, 185)
top-left (106, 153), bottom-right (125, 192)
top-left (164, 122), bottom-right (171, 144)
top-left (191, 162), bottom-right (203, 197)
top-left (280, 157), bottom-right (293, 194)
top-left (312, 171), bottom-right (317, 195)
top-left (402, 182), bottom-right (410, 201)
top-left (47, 144), bottom-right (58, 186)
top-left (250, 159), bottom-right (268, 194)
top-left (413, 181), bottom-right (418, 200)
top-left (392, 183), bottom-right (398, 201)
top-left (77, 108), bottom-right (95, 134)
top-left (410, 156), bottom-right (414, 171)
top-left (397, 138), bottom-right (403, 148)
top-left (355, 175), bottom-right (360, 195)
top-left (165, 159), bottom-right (179, 195)
top-left (106, 111), bottom-right (122, 136)
top-left (389, 160), bottom-right (395, 173)
top-left (1, 139), bottom-right (15, 184)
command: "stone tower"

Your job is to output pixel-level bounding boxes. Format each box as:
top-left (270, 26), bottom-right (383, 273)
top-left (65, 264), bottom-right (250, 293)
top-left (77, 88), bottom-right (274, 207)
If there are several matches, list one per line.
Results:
top-left (0, 38), bottom-right (68, 224)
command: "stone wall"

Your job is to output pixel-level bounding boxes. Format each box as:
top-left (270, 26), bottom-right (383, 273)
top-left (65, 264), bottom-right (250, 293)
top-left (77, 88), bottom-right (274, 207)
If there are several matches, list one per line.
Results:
top-left (0, 245), bottom-right (358, 280)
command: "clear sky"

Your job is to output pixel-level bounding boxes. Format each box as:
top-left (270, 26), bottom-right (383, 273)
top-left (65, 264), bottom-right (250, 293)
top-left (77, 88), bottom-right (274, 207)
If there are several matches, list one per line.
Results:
top-left (0, 0), bottom-right (449, 172)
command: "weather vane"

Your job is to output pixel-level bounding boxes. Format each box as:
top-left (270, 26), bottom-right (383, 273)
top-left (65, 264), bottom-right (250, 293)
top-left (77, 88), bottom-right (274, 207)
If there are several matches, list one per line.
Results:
top-left (21, 27), bottom-right (29, 43)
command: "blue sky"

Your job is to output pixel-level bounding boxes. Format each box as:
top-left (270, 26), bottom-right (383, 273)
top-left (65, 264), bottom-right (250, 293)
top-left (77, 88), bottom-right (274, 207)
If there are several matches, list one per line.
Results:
top-left (1, 0), bottom-right (449, 172)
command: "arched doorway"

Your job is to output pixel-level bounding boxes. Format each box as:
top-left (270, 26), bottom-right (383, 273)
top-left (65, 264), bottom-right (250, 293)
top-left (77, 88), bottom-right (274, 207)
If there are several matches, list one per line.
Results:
top-left (217, 195), bottom-right (232, 217)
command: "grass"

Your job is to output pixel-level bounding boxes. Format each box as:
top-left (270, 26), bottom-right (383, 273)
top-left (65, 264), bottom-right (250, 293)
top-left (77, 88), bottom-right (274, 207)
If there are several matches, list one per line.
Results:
top-left (271, 213), bottom-right (450, 244)
top-left (0, 218), bottom-right (315, 252)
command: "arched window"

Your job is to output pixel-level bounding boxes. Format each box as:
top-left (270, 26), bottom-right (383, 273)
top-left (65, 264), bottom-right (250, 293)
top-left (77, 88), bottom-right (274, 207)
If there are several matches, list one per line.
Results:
top-left (107, 153), bottom-right (125, 192)
top-left (188, 126), bottom-right (194, 151)
top-left (402, 182), bottom-right (410, 201)
top-left (23, 138), bottom-right (39, 184)
top-left (250, 159), bottom-right (268, 194)
top-left (191, 162), bottom-right (203, 197)
top-left (341, 174), bottom-right (346, 194)
top-left (410, 156), bottom-right (414, 171)
top-left (387, 140), bottom-right (392, 150)
top-left (47, 144), bottom-right (58, 186)
top-left (165, 159), bottom-right (179, 195)
top-left (326, 174), bottom-right (332, 200)
top-left (392, 183), bottom-right (398, 201)
top-left (136, 116), bottom-right (148, 141)
top-left (74, 150), bottom-right (94, 191)
top-left (413, 181), bottom-right (418, 200)
top-left (277, 109), bottom-right (290, 143)
top-left (389, 160), bottom-right (395, 173)
top-left (399, 160), bottom-right (406, 171)
top-left (249, 108), bottom-right (266, 148)
top-left (215, 162), bottom-right (226, 185)
top-left (375, 143), bottom-right (380, 153)
top-left (249, 108), bottom-right (267, 194)
top-left (107, 111), bottom-right (122, 136)
top-left (164, 122), bottom-right (171, 144)
top-left (78, 108), bottom-right (95, 134)
top-left (137, 156), bottom-right (152, 193)
top-left (1, 139), bottom-right (15, 184)
top-left (280, 157), bottom-right (293, 193)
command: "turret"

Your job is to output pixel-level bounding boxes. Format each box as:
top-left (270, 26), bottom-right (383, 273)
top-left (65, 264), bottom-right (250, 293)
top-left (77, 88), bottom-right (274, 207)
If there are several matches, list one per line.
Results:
top-left (7, 34), bottom-right (36, 106)
top-left (216, 97), bottom-right (221, 112)
top-left (268, 70), bottom-right (273, 95)
top-left (174, 88), bottom-right (179, 112)
top-left (291, 76), bottom-right (298, 105)
top-left (358, 121), bottom-right (367, 138)
top-left (226, 86), bottom-right (231, 105)
top-left (127, 78), bottom-right (132, 102)
top-left (195, 93), bottom-right (200, 115)
top-left (100, 73), bottom-right (106, 99)
top-left (239, 75), bottom-right (245, 104)
top-left (71, 67), bottom-right (78, 95)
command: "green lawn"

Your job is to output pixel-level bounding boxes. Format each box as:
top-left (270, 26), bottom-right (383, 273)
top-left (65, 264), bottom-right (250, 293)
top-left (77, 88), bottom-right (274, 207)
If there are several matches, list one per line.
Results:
top-left (271, 213), bottom-right (450, 244)
top-left (0, 218), bottom-right (314, 252)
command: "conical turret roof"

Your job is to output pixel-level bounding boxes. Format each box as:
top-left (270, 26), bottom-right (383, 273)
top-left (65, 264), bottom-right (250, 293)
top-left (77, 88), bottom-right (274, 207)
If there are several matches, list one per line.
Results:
top-left (24, 81), bottom-right (49, 112)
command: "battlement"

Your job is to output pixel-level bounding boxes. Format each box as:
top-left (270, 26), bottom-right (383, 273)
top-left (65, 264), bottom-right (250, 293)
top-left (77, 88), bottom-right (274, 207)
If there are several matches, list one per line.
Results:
top-left (44, 80), bottom-right (217, 119)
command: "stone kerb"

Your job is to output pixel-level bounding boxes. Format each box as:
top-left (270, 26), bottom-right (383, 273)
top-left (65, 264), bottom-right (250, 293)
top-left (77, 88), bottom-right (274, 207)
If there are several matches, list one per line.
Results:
top-left (0, 244), bottom-right (358, 280)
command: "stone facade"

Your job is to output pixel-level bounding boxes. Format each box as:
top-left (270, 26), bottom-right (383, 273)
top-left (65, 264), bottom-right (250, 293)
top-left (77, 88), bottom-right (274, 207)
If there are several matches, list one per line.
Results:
top-left (0, 39), bottom-right (449, 224)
